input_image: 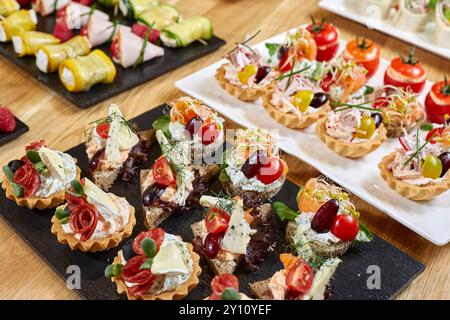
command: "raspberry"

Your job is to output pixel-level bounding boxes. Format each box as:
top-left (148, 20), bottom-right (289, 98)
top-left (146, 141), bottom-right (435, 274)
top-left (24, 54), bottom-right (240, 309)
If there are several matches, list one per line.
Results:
top-left (0, 106), bottom-right (16, 133)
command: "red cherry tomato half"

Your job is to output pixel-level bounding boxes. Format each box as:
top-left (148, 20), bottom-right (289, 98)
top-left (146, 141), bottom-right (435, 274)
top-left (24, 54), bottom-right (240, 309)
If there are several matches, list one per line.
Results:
top-left (201, 124), bottom-right (220, 145)
top-left (285, 260), bottom-right (314, 294)
top-left (132, 228), bottom-right (165, 255)
top-left (278, 50), bottom-right (293, 73)
top-left (205, 208), bottom-right (230, 234)
top-left (152, 157), bottom-right (175, 186)
top-left (256, 157), bottom-right (284, 185)
top-left (331, 214), bottom-right (360, 242)
top-left (96, 122), bottom-right (110, 139)
top-left (109, 38), bottom-right (120, 59)
top-left (211, 274), bottom-right (239, 295)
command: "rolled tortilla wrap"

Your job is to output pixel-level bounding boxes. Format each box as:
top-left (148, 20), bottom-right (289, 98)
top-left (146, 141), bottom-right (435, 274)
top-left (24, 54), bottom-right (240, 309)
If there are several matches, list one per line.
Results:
top-left (86, 16), bottom-right (130, 47)
top-left (137, 4), bottom-right (180, 30)
top-left (64, 2), bottom-right (110, 30)
top-left (160, 16), bottom-right (213, 47)
top-left (393, 0), bottom-right (431, 32)
top-left (434, 1), bottom-right (450, 49)
top-left (36, 35), bottom-right (91, 73)
top-left (34, 0), bottom-right (71, 17)
top-left (0, 0), bottom-right (20, 17)
top-left (356, 0), bottom-right (393, 19)
top-left (0, 9), bottom-right (37, 42)
top-left (59, 49), bottom-right (116, 92)
top-left (12, 31), bottom-right (60, 57)
top-left (112, 28), bottom-right (164, 68)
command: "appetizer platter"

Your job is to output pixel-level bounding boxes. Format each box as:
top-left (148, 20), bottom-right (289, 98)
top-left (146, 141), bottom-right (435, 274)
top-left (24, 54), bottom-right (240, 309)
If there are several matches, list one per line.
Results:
top-left (0, 103), bottom-right (424, 300)
top-left (319, 0), bottom-right (450, 59)
top-left (176, 26), bottom-right (450, 245)
top-left (0, 105), bottom-right (29, 147)
top-left (0, 1), bottom-right (225, 108)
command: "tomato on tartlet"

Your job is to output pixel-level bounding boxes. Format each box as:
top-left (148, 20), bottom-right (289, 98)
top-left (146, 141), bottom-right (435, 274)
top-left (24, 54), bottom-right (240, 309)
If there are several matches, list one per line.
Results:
top-left (342, 37), bottom-right (381, 80)
top-left (425, 77), bottom-right (450, 124)
top-left (384, 48), bottom-right (427, 94)
top-left (307, 16), bottom-right (340, 62)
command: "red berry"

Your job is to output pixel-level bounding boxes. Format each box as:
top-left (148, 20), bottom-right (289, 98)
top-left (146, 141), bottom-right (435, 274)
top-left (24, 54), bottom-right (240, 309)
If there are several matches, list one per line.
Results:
top-left (53, 18), bottom-right (73, 42)
top-left (0, 107), bottom-right (16, 133)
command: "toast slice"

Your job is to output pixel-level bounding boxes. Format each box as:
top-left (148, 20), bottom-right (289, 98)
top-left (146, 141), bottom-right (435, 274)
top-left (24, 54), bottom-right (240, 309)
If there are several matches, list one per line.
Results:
top-left (249, 279), bottom-right (272, 300)
top-left (285, 221), bottom-right (351, 258)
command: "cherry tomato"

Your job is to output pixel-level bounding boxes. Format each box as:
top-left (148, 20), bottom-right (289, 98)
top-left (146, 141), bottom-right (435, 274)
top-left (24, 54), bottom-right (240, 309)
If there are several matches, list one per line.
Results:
top-left (152, 157), bottom-right (175, 186)
top-left (425, 80), bottom-right (450, 124)
top-left (278, 50), bottom-right (293, 73)
top-left (331, 214), bottom-right (359, 241)
top-left (204, 232), bottom-right (224, 259)
top-left (422, 155), bottom-right (443, 179)
top-left (205, 208), bottom-right (230, 234)
top-left (343, 38), bottom-right (381, 79)
top-left (96, 123), bottom-right (110, 139)
top-left (211, 274), bottom-right (239, 295)
top-left (132, 228), bottom-right (165, 255)
top-left (307, 19), bottom-right (340, 62)
top-left (109, 38), bottom-right (120, 59)
top-left (238, 65), bottom-right (258, 84)
top-left (201, 124), bottom-right (220, 145)
top-left (384, 51), bottom-right (426, 93)
top-left (256, 157), bottom-right (284, 185)
top-left (285, 260), bottom-right (314, 294)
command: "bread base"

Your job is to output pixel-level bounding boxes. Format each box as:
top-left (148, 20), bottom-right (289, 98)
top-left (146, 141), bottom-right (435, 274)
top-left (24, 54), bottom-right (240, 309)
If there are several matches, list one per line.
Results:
top-left (215, 64), bottom-right (275, 101)
top-left (316, 117), bottom-right (387, 158)
top-left (111, 243), bottom-right (201, 300)
top-left (1, 166), bottom-right (81, 210)
top-left (51, 205), bottom-right (136, 252)
top-left (379, 152), bottom-right (450, 201)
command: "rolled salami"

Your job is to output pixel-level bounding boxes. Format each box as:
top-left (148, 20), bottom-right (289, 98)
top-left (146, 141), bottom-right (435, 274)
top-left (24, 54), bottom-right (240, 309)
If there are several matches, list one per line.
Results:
top-left (160, 16), bottom-right (213, 47)
top-left (59, 49), bottom-right (116, 92)
top-left (0, 9), bottom-right (37, 42)
top-left (36, 35), bottom-right (91, 73)
top-left (119, 0), bottom-right (159, 18)
top-left (86, 16), bottom-right (130, 47)
top-left (12, 31), bottom-right (60, 57)
top-left (393, 0), bottom-right (431, 32)
top-left (0, 0), bottom-right (20, 17)
top-left (434, 0), bottom-right (450, 49)
top-left (34, 0), bottom-right (71, 17)
top-left (63, 2), bottom-right (110, 30)
top-left (111, 27), bottom-right (164, 68)
top-left (137, 4), bottom-right (180, 30)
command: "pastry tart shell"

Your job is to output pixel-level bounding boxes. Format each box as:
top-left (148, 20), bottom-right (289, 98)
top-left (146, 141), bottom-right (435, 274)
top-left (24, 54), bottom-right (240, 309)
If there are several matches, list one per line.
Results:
top-left (215, 63), bottom-right (276, 101)
top-left (262, 91), bottom-right (330, 129)
top-left (378, 152), bottom-right (450, 201)
top-left (316, 117), bottom-right (387, 158)
top-left (111, 243), bottom-right (201, 300)
top-left (1, 165), bottom-right (81, 210)
top-left (51, 205), bottom-right (136, 252)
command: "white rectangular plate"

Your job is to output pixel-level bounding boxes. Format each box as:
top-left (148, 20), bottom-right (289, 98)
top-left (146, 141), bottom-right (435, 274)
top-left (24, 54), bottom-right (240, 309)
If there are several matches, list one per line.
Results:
top-left (176, 30), bottom-right (450, 246)
top-left (319, 0), bottom-right (450, 60)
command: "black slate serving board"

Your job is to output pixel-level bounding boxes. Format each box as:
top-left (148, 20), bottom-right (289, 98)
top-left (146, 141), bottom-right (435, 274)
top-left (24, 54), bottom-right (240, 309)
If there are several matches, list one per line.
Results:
top-left (0, 8), bottom-right (225, 109)
top-left (0, 105), bottom-right (424, 300)
top-left (0, 116), bottom-right (29, 147)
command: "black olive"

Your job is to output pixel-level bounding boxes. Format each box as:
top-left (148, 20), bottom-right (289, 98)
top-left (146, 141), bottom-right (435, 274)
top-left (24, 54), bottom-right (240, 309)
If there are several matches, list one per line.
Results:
top-left (142, 183), bottom-right (166, 207)
top-left (7, 159), bottom-right (24, 173)
top-left (310, 93), bottom-right (329, 109)
top-left (371, 113), bottom-right (383, 129)
top-left (241, 150), bottom-right (268, 179)
top-left (255, 66), bottom-right (271, 84)
top-left (185, 116), bottom-right (203, 136)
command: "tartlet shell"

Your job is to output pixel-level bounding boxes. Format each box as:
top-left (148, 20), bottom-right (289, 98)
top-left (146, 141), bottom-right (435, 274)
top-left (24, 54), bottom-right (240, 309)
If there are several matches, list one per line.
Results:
top-left (1, 166), bottom-right (81, 210)
top-left (51, 205), bottom-right (136, 252)
top-left (315, 117), bottom-right (387, 158)
top-left (262, 91), bottom-right (330, 129)
top-left (215, 63), bottom-right (276, 101)
top-left (378, 152), bottom-right (450, 201)
top-left (111, 243), bottom-right (201, 300)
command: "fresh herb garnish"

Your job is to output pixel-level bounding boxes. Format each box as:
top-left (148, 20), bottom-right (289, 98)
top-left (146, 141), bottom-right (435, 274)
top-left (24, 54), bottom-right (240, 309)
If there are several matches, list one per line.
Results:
top-left (133, 21), bottom-right (155, 68)
top-left (420, 123), bottom-right (433, 131)
top-left (272, 201), bottom-right (299, 221)
top-left (331, 100), bottom-right (379, 113)
top-left (265, 42), bottom-right (280, 62)
top-left (225, 30), bottom-right (261, 56)
top-left (356, 36), bottom-right (373, 50)
top-left (104, 264), bottom-right (123, 278)
top-left (400, 47), bottom-right (418, 65)
top-left (26, 150), bottom-right (41, 164)
top-left (355, 221), bottom-right (373, 242)
top-left (152, 115), bottom-right (172, 139)
top-left (68, 180), bottom-right (84, 197)
top-left (221, 288), bottom-right (241, 300)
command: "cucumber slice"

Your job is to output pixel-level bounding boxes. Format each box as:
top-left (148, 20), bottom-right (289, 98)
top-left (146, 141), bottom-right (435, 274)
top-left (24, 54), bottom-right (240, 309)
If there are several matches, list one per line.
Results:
top-left (161, 16), bottom-right (213, 47)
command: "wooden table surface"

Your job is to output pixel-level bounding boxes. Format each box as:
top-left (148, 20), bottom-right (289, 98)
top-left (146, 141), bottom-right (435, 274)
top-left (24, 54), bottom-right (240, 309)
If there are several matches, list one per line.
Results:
top-left (0, 0), bottom-right (449, 300)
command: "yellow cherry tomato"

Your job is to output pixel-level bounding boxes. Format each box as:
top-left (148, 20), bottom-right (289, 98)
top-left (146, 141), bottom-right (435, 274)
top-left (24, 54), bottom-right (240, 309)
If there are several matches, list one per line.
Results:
top-left (354, 115), bottom-right (376, 139)
top-left (238, 64), bottom-right (258, 84)
top-left (422, 155), bottom-right (443, 179)
top-left (292, 90), bottom-right (314, 112)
